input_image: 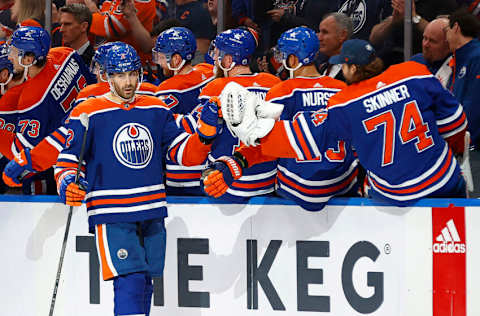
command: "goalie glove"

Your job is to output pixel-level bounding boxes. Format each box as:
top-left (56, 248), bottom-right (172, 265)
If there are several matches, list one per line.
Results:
top-left (58, 173), bottom-right (88, 206)
top-left (220, 81), bottom-right (283, 146)
top-left (197, 97), bottom-right (220, 142)
top-left (202, 155), bottom-right (246, 198)
top-left (2, 148), bottom-right (34, 187)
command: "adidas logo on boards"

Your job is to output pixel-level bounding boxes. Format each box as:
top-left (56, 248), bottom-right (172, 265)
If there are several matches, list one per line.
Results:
top-left (433, 219), bottom-right (466, 253)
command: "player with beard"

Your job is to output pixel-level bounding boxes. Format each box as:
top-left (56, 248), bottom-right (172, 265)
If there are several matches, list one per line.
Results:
top-left (54, 43), bottom-right (221, 315)
top-left (2, 42), bottom-right (158, 188)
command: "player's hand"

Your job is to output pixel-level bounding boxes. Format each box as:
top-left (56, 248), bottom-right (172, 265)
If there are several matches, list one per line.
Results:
top-left (197, 97), bottom-right (220, 141)
top-left (2, 148), bottom-right (34, 187)
top-left (59, 173), bottom-right (88, 206)
top-left (202, 156), bottom-right (243, 198)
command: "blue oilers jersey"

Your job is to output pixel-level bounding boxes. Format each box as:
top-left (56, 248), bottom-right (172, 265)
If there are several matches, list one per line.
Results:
top-left (266, 76), bottom-right (359, 211)
top-left (55, 95), bottom-right (188, 230)
top-left (155, 68), bottom-right (214, 195)
top-left (13, 47), bottom-right (94, 155)
top-left (156, 68), bottom-right (214, 114)
top-left (275, 62), bottom-right (466, 205)
top-left (196, 73), bottom-right (281, 202)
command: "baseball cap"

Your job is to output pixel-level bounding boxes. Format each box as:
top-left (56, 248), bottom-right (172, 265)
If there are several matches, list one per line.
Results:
top-left (329, 39), bottom-right (376, 65)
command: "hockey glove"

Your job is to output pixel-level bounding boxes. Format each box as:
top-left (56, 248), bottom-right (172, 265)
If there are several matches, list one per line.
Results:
top-left (202, 156), bottom-right (244, 198)
top-left (59, 173), bottom-right (88, 206)
top-left (197, 97), bottom-right (220, 141)
top-left (2, 148), bottom-right (34, 187)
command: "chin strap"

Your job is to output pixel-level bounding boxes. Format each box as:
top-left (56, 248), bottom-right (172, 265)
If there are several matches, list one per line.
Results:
top-left (217, 57), bottom-right (235, 77)
top-left (19, 56), bottom-right (36, 81)
top-left (167, 59), bottom-right (186, 75)
top-left (282, 59), bottom-right (302, 79)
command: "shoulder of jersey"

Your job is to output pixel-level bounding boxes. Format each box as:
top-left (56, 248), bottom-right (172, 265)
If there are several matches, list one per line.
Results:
top-left (254, 72), bottom-right (281, 86)
top-left (77, 82), bottom-right (109, 99)
top-left (328, 61), bottom-right (432, 107)
top-left (47, 46), bottom-right (76, 62)
top-left (134, 94), bottom-right (169, 108)
top-left (158, 69), bottom-right (213, 91)
top-left (70, 96), bottom-right (113, 117)
top-left (193, 63), bottom-right (214, 76)
top-left (139, 82), bottom-right (159, 93)
top-left (0, 84), bottom-right (22, 111)
top-left (267, 76), bottom-right (346, 100)
top-left (199, 77), bottom-right (228, 97)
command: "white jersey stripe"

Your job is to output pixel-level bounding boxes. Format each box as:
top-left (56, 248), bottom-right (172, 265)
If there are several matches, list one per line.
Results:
top-left (226, 187), bottom-right (274, 197)
top-left (298, 114), bottom-right (321, 158)
top-left (284, 121), bottom-right (304, 160)
top-left (436, 105), bottom-right (464, 125)
top-left (45, 136), bottom-right (64, 152)
top-left (278, 159), bottom-right (358, 186)
top-left (166, 181), bottom-right (200, 187)
top-left (369, 157), bottom-right (456, 201)
top-left (88, 201), bottom-right (167, 216)
top-left (369, 143), bottom-right (449, 188)
top-left (86, 184), bottom-right (165, 199)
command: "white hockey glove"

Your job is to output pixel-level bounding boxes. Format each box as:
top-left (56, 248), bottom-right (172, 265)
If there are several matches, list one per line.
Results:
top-left (219, 81), bottom-right (283, 146)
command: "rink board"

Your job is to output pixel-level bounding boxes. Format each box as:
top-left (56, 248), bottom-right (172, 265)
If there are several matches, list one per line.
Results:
top-left (0, 195), bottom-right (479, 316)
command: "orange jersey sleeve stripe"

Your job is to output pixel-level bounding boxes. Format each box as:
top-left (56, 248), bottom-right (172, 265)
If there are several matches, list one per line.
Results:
top-left (165, 172), bottom-right (202, 179)
top-left (438, 112), bottom-right (467, 134)
top-left (292, 120), bottom-right (314, 160)
top-left (231, 178), bottom-right (275, 189)
top-left (86, 192), bottom-right (166, 208)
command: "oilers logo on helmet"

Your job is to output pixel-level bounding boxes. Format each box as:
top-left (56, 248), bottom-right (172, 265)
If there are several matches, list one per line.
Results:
top-left (113, 123), bottom-right (154, 169)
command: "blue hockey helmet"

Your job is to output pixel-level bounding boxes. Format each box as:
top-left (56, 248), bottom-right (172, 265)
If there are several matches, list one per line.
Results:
top-left (90, 41), bottom-right (122, 75)
top-left (277, 27), bottom-right (319, 66)
top-left (105, 43), bottom-right (141, 75)
top-left (0, 43), bottom-right (13, 74)
top-left (9, 26), bottom-right (50, 62)
top-left (153, 27), bottom-right (196, 64)
top-left (214, 28), bottom-right (256, 66)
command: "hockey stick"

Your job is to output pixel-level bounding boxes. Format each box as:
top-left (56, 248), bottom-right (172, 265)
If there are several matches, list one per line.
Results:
top-left (49, 113), bottom-right (89, 316)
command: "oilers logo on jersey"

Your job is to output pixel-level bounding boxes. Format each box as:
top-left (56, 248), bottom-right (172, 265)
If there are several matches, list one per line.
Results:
top-left (113, 123), bottom-right (153, 169)
top-left (157, 94), bottom-right (179, 108)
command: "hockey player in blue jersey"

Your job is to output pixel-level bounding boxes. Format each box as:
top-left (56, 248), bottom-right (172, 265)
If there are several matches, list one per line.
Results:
top-left (55, 43), bottom-right (216, 315)
top-left (153, 27), bottom-right (214, 195)
top-left (0, 26), bottom-right (95, 194)
top-left (264, 27), bottom-right (359, 211)
top-left (169, 28), bottom-right (281, 202)
top-left (205, 39), bottom-right (468, 206)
